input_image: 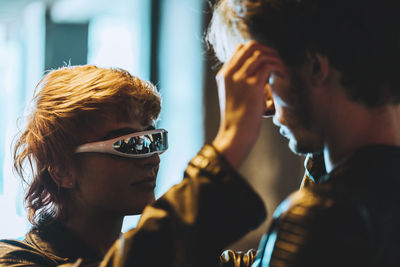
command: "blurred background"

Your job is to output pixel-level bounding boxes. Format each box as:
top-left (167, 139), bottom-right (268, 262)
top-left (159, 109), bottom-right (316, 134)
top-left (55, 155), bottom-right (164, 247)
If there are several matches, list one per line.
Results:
top-left (0, 0), bottom-right (303, 251)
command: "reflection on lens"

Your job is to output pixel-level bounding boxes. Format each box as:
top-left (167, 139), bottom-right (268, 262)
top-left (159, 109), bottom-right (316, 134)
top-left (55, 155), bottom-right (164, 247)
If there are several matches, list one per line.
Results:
top-left (112, 131), bottom-right (168, 155)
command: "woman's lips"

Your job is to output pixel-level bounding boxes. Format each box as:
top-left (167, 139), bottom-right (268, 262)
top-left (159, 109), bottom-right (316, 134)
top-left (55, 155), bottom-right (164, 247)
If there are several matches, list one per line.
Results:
top-left (131, 177), bottom-right (156, 187)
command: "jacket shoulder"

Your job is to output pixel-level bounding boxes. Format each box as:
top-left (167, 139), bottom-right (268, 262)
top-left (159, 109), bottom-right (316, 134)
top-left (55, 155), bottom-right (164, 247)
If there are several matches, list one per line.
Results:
top-left (0, 239), bottom-right (58, 266)
top-left (258, 186), bottom-right (372, 267)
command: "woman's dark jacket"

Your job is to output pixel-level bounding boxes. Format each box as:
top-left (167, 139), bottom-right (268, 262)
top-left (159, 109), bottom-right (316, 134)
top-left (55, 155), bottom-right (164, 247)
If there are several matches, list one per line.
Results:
top-left (0, 145), bottom-right (266, 266)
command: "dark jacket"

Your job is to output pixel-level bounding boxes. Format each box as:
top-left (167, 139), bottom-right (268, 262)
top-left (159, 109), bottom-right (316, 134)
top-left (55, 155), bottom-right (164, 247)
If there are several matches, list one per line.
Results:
top-left (254, 145), bottom-right (400, 267)
top-left (0, 145), bottom-right (266, 267)
top-left (0, 221), bottom-right (101, 266)
top-left (3, 144), bottom-right (397, 267)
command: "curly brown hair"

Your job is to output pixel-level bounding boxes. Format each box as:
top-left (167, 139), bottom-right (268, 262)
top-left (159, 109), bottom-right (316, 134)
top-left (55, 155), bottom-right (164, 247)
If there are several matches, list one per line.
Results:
top-left (207, 0), bottom-right (400, 107)
top-left (14, 65), bottom-right (161, 225)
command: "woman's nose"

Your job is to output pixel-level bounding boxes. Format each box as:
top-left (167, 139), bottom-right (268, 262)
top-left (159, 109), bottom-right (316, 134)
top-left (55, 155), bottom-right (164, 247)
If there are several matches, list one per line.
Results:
top-left (138, 153), bottom-right (160, 167)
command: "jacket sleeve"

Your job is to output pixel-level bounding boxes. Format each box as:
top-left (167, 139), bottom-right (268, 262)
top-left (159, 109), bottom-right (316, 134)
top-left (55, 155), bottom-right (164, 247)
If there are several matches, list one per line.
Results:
top-left (100, 144), bottom-right (267, 267)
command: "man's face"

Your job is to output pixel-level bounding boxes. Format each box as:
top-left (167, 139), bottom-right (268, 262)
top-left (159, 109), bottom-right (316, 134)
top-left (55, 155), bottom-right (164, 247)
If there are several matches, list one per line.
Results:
top-left (70, 118), bottom-right (160, 217)
top-left (268, 69), bottom-right (324, 155)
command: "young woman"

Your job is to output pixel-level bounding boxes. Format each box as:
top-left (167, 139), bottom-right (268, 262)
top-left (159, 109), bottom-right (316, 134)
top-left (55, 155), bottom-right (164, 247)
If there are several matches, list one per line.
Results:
top-left (0, 64), bottom-right (265, 267)
top-left (0, 65), bottom-right (168, 265)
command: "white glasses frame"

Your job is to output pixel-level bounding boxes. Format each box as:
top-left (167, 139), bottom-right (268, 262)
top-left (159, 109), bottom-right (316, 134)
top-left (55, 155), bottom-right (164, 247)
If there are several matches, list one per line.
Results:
top-left (74, 129), bottom-right (168, 158)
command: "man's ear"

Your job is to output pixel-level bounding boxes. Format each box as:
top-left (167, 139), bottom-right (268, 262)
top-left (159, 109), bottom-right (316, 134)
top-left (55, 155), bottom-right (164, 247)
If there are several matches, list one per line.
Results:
top-left (48, 167), bottom-right (76, 189)
top-left (311, 53), bottom-right (330, 86)
top-left (264, 84), bottom-right (275, 117)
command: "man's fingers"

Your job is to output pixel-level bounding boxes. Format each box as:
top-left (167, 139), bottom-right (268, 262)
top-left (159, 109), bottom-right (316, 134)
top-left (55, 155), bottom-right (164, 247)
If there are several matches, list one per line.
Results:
top-left (241, 53), bottom-right (286, 77)
top-left (255, 62), bottom-right (286, 88)
top-left (226, 41), bottom-right (279, 75)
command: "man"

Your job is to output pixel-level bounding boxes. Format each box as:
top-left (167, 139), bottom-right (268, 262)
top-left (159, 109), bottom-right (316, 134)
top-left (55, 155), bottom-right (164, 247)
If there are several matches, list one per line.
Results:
top-left (206, 0), bottom-right (400, 266)
top-left (98, 1), bottom-right (399, 266)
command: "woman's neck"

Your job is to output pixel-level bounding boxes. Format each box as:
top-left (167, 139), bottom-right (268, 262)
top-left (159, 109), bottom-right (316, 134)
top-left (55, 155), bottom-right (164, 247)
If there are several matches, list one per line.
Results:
top-left (61, 205), bottom-right (124, 258)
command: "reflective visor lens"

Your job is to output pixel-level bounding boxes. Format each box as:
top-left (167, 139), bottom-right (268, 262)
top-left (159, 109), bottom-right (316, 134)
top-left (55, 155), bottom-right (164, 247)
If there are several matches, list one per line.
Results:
top-left (75, 129), bottom-right (168, 158)
top-left (113, 130), bottom-right (168, 155)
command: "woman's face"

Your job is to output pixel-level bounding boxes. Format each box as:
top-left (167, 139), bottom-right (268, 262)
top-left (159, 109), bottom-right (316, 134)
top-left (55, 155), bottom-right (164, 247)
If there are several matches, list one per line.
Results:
top-left (70, 118), bottom-right (160, 217)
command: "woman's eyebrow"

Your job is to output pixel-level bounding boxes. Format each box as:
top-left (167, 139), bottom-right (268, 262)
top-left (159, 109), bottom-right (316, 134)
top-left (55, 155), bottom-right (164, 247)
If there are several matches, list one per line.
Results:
top-left (101, 128), bottom-right (137, 140)
top-left (101, 126), bottom-right (156, 140)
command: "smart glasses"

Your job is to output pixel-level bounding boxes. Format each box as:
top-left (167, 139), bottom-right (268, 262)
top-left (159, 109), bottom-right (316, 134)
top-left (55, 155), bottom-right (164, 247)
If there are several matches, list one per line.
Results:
top-left (75, 129), bottom-right (168, 158)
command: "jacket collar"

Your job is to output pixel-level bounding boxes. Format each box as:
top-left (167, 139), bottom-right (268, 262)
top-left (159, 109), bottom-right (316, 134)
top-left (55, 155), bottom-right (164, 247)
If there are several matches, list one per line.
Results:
top-left (320, 144), bottom-right (400, 184)
top-left (25, 220), bottom-right (101, 264)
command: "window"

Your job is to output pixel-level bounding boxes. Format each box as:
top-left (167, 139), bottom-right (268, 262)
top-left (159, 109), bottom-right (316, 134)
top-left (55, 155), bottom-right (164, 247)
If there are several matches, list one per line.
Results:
top-left (0, 0), bottom-right (205, 237)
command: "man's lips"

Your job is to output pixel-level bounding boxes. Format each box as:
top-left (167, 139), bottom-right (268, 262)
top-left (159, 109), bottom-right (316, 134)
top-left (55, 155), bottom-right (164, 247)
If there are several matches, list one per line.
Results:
top-left (279, 127), bottom-right (291, 139)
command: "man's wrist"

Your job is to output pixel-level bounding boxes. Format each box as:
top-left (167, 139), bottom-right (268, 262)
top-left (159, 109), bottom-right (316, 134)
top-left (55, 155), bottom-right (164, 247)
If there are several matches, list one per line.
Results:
top-left (212, 130), bottom-right (255, 170)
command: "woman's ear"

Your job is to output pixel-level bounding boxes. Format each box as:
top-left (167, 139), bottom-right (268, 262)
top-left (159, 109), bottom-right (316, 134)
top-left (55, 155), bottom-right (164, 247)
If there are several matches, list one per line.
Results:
top-left (48, 167), bottom-right (76, 189)
top-left (311, 53), bottom-right (330, 86)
